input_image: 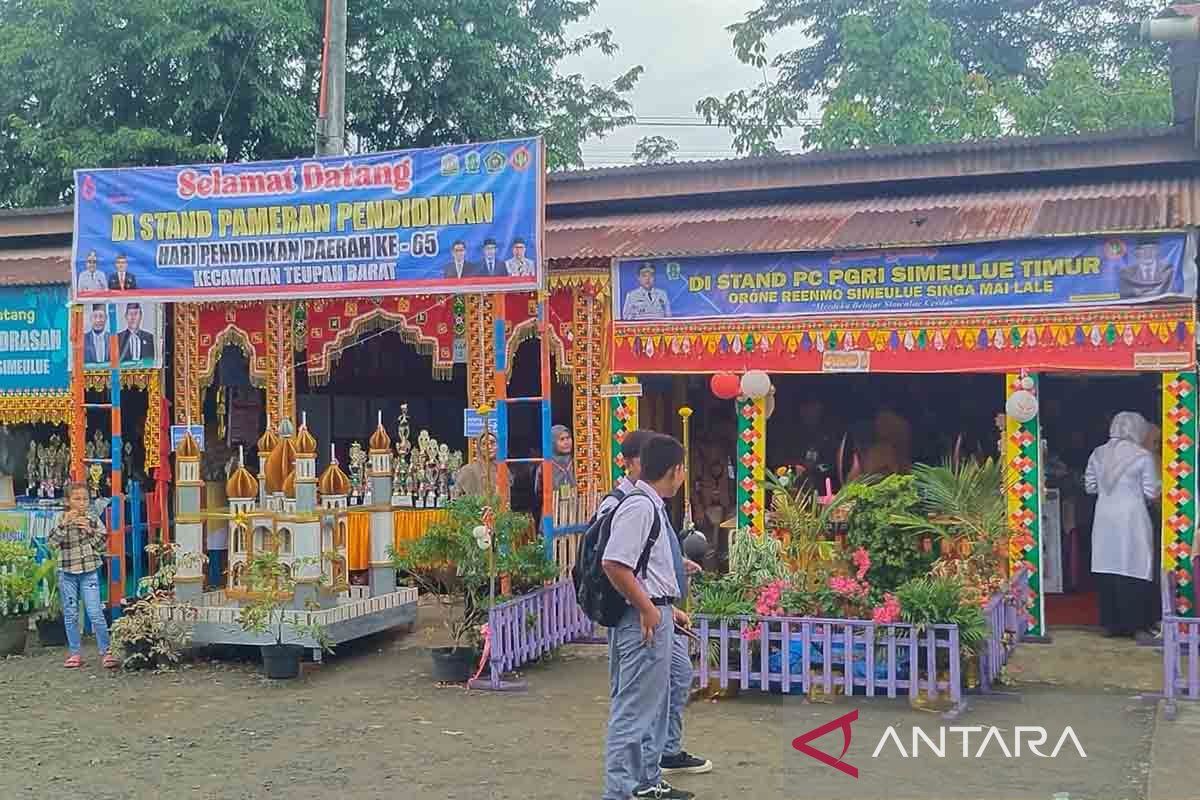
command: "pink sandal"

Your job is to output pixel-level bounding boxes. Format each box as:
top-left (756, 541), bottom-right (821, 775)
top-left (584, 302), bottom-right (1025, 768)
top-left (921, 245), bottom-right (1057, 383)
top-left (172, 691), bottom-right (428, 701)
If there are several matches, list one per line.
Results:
top-left (101, 654), bottom-right (119, 669)
top-left (63, 654), bottom-right (83, 668)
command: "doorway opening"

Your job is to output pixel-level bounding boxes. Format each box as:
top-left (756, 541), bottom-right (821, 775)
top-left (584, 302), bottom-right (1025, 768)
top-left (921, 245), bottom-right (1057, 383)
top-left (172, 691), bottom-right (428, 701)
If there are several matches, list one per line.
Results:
top-left (1040, 373), bottom-right (1161, 629)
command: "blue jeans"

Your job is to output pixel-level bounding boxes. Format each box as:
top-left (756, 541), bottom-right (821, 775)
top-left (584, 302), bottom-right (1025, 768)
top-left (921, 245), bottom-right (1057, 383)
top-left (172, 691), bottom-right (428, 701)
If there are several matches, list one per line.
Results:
top-left (58, 570), bottom-right (109, 656)
top-left (603, 605), bottom-right (673, 800)
top-left (663, 625), bottom-right (692, 756)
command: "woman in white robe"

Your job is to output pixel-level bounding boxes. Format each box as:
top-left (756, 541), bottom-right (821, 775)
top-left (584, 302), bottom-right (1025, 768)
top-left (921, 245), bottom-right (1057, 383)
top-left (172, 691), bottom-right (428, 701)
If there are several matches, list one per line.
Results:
top-left (1085, 411), bottom-right (1161, 637)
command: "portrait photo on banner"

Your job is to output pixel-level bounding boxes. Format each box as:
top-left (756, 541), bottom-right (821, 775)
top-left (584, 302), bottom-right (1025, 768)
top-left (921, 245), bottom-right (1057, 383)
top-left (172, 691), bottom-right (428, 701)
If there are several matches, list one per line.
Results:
top-left (81, 300), bottom-right (162, 369)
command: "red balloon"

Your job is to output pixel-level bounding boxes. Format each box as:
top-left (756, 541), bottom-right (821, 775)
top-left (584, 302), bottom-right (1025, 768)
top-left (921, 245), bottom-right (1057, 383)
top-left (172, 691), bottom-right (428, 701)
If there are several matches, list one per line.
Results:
top-left (710, 372), bottom-right (741, 400)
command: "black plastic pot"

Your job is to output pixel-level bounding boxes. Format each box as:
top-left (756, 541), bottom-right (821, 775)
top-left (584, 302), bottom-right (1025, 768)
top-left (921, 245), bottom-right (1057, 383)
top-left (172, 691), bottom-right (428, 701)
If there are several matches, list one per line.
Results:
top-left (36, 616), bottom-right (67, 647)
top-left (430, 646), bottom-right (479, 683)
top-left (261, 642), bottom-right (304, 681)
top-left (0, 616), bottom-right (29, 656)
top-left (260, 644), bottom-right (303, 679)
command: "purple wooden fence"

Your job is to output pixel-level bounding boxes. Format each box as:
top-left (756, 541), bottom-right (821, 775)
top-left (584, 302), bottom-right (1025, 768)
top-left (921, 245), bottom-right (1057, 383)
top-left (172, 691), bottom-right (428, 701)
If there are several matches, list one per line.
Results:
top-left (1160, 571), bottom-right (1200, 720)
top-left (472, 579), bottom-right (593, 690)
top-left (978, 567), bottom-right (1031, 691)
top-left (693, 572), bottom-right (1029, 718)
top-left (694, 614), bottom-right (968, 717)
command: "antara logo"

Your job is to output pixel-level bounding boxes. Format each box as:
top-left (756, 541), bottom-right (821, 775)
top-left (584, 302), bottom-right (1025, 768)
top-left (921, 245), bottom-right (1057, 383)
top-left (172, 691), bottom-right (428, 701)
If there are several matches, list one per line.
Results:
top-left (793, 711), bottom-right (1087, 779)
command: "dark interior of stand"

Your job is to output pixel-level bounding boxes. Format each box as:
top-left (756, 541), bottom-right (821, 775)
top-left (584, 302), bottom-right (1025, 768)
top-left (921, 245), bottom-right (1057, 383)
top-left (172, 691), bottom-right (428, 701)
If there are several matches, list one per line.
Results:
top-left (637, 370), bottom-right (1162, 627)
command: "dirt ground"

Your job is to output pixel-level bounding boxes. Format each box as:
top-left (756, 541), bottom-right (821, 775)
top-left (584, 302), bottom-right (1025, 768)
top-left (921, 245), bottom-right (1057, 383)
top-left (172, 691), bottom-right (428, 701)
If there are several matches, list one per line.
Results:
top-left (0, 607), bottom-right (1170, 800)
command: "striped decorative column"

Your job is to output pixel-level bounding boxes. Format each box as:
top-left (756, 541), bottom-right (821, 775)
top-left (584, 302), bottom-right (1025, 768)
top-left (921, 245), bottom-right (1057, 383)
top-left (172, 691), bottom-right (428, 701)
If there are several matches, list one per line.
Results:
top-left (609, 375), bottom-right (639, 486)
top-left (1005, 372), bottom-right (1044, 638)
top-left (1163, 371), bottom-right (1198, 616)
top-left (735, 397), bottom-right (766, 532)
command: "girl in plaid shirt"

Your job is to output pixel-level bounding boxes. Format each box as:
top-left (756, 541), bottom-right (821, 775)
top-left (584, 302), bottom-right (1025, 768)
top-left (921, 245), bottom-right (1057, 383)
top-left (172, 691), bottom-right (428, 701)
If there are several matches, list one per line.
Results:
top-left (47, 482), bottom-right (117, 668)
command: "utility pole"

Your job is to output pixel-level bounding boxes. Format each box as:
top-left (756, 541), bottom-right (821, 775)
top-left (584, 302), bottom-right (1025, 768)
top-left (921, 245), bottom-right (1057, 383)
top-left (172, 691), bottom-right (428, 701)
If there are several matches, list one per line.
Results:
top-left (316, 0), bottom-right (347, 156)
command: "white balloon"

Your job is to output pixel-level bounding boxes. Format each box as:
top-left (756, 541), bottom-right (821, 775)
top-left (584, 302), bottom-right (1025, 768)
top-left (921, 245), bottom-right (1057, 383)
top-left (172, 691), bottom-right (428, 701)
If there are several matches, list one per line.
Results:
top-left (1005, 389), bottom-right (1039, 423)
top-left (740, 370), bottom-right (772, 399)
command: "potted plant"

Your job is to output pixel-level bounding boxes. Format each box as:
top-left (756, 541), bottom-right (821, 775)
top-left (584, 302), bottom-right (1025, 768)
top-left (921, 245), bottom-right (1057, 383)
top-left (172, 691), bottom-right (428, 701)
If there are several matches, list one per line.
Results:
top-left (690, 573), bottom-right (755, 698)
top-left (236, 550), bottom-right (332, 679)
top-left (895, 575), bottom-right (987, 710)
top-left (391, 494), bottom-right (555, 683)
top-left (34, 557), bottom-right (65, 647)
top-left (0, 541), bottom-right (51, 656)
top-left (109, 544), bottom-right (201, 670)
top-left (892, 459), bottom-right (1012, 604)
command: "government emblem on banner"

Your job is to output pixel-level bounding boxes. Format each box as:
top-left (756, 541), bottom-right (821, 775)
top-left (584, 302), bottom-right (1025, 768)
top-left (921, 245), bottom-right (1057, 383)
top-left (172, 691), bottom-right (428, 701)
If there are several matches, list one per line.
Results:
top-left (510, 146), bottom-right (531, 171)
top-left (440, 153), bottom-right (460, 176)
top-left (485, 151), bottom-right (506, 174)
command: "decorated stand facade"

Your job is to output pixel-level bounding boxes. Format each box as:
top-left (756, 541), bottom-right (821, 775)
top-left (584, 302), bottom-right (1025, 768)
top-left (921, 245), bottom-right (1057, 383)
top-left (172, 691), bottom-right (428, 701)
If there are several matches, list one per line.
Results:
top-left (604, 233), bottom-right (1200, 638)
top-left (71, 136), bottom-right (552, 655)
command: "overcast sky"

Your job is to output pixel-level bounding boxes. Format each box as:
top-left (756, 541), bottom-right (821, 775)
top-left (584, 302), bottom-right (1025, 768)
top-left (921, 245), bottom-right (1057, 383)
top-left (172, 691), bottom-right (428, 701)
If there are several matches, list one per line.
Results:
top-left (561, 0), bottom-right (811, 167)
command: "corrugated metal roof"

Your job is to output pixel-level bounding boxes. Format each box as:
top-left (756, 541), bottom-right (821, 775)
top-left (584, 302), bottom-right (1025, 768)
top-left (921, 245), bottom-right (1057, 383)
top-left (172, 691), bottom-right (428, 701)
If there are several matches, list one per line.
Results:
top-left (0, 247), bottom-right (71, 285)
top-left (545, 178), bottom-right (1200, 260)
top-left (552, 127), bottom-right (1186, 182)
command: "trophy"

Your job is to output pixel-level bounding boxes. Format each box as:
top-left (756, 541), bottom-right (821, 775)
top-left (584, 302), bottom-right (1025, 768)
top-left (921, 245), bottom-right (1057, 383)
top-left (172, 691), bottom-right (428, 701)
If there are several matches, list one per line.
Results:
top-left (348, 441), bottom-right (367, 501)
top-left (88, 463), bottom-right (103, 498)
top-left (392, 405), bottom-right (412, 506)
top-left (409, 442), bottom-right (425, 507)
top-left (422, 434), bottom-right (439, 507)
top-left (436, 443), bottom-right (451, 506)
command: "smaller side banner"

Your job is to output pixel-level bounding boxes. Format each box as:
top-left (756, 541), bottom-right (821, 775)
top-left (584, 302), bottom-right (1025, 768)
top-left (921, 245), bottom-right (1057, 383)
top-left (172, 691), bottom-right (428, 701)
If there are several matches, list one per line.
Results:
top-left (613, 234), bottom-right (1196, 321)
top-left (0, 286), bottom-right (69, 393)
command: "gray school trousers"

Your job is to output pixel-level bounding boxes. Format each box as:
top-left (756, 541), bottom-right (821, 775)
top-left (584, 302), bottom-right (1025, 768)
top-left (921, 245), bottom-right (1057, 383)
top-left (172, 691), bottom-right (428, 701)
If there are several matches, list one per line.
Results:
top-left (603, 604), bottom-right (674, 799)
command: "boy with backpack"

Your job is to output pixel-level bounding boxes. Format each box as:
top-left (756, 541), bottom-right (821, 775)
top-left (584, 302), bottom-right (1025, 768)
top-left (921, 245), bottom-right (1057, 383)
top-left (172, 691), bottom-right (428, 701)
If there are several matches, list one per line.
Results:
top-left (591, 434), bottom-right (692, 800)
top-left (596, 429), bottom-right (712, 781)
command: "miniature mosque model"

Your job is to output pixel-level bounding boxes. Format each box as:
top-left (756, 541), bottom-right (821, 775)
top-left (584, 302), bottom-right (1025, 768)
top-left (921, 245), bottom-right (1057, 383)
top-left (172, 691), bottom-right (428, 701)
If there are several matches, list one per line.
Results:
top-left (160, 415), bottom-right (418, 656)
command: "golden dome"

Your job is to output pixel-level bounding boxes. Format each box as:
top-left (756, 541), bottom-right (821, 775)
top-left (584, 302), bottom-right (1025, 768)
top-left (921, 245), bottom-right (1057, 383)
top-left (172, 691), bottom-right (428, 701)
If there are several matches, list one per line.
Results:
top-left (264, 436), bottom-right (297, 494)
top-left (368, 422), bottom-right (391, 453)
top-left (318, 461), bottom-right (351, 497)
top-left (257, 428), bottom-right (279, 456)
top-left (177, 431), bottom-right (200, 459)
top-left (295, 423), bottom-right (318, 456)
top-left (282, 469), bottom-right (296, 498)
top-left (226, 465), bottom-right (259, 499)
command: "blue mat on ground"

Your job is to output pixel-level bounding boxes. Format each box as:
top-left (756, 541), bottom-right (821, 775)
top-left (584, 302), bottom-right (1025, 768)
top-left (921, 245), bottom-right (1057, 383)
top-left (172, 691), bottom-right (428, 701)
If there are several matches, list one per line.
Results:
top-left (765, 639), bottom-right (911, 690)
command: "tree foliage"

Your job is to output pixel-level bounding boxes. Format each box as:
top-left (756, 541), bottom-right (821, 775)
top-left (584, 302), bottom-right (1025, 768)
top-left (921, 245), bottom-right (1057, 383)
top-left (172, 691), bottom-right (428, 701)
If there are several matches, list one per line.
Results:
top-left (631, 135), bottom-right (679, 165)
top-left (698, 0), bottom-right (1172, 154)
top-left (0, 0), bottom-right (639, 206)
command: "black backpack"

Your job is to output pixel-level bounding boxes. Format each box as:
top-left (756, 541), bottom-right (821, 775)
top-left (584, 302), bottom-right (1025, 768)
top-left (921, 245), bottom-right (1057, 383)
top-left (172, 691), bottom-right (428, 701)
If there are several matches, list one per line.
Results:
top-left (573, 490), bottom-right (662, 626)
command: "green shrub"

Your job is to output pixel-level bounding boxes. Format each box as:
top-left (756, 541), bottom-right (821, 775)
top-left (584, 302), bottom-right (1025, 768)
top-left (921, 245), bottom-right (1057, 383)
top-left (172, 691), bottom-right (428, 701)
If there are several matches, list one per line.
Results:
top-left (842, 475), bottom-right (933, 592)
top-left (896, 575), bottom-right (988, 653)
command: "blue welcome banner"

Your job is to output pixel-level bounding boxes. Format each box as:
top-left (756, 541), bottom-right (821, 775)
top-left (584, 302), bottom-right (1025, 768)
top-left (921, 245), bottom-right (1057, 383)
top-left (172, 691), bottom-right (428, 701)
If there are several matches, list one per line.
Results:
top-left (0, 286), bottom-right (69, 393)
top-left (72, 137), bottom-right (544, 302)
top-left (613, 234), bottom-right (1196, 322)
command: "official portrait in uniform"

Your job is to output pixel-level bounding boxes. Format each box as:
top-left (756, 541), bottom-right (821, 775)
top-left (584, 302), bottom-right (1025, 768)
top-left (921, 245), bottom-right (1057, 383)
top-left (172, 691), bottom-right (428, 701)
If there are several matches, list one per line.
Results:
top-left (621, 263), bottom-right (672, 320)
top-left (77, 251), bottom-right (107, 293)
top-left (505, 238), bottom-right (535, 277)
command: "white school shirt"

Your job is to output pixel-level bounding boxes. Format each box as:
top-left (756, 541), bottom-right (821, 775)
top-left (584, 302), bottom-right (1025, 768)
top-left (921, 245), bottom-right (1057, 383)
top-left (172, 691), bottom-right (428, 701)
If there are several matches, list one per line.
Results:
top-left (596, 477), bottom-right (636, 516)
top-left (601, 480), bottom-right (679, 599)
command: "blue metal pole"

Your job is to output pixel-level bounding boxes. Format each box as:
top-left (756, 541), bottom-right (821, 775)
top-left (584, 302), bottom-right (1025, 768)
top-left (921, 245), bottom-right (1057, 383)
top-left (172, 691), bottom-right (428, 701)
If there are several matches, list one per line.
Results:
top-left (107, 302), bottom-right (124, 621)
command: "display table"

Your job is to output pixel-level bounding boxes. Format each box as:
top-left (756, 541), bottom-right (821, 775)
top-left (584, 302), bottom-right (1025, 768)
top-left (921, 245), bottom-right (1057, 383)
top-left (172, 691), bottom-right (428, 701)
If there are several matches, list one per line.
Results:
top-left (346, 508), bottom-right (450, 570)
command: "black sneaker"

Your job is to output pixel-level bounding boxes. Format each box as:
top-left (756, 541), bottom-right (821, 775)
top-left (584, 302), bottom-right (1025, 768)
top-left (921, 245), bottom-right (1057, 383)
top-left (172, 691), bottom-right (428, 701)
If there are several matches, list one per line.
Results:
top-left (632, 781), bottom-right (695, 799)
top-left (661, 751), bottom-right (713, 775)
